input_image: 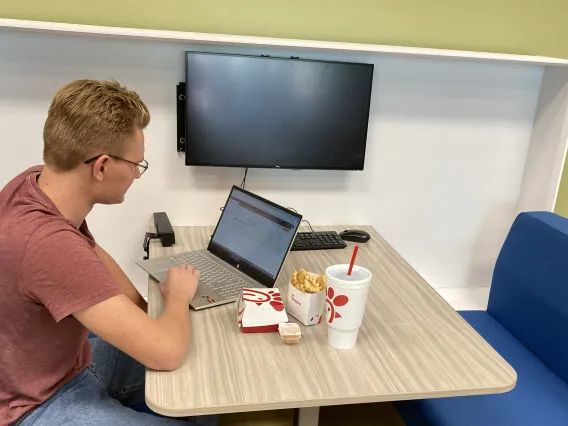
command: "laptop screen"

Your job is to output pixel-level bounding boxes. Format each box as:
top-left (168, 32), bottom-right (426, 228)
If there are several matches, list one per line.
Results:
top-left (208, 187), bottom-right (302, 285)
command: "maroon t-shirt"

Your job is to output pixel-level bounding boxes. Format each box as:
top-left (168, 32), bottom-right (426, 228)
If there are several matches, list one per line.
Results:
top-left (0, 166), bottom-right (120, 425)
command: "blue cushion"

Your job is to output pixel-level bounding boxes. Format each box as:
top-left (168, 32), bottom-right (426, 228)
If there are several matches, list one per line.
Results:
top-left (397, 310), bottom-right (568, 426)
top-left (488, 212), bottom-right (568, 383)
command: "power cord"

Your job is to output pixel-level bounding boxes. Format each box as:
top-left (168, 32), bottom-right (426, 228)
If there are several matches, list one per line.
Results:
top-left (287, 207), bottom-right (314, 232)
top-left (221, 168), bottom-right (250, 212)
top-left (143, 232), bottom-right (160, 260)
top-left (302, 219), bottom-right (315, 233)
top-left (240, 168), bottom-right (248, 189)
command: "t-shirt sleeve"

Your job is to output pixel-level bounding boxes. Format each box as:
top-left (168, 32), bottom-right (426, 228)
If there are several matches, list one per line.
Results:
top-left (20, 224), bottom-right (121, 322)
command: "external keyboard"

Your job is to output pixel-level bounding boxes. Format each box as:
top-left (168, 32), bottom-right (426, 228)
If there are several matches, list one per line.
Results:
top-left (169, 252), bottom-right (245, 299)
top-left (290, 231), bottom-right (347, 251)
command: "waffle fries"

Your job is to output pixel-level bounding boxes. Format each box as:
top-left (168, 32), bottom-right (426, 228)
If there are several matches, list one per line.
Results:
top-left (290, 269), bottom-right (326, 293)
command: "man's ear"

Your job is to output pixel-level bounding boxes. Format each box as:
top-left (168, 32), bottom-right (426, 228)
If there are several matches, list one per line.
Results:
top-left (92, 155), bottom-right (109, 181)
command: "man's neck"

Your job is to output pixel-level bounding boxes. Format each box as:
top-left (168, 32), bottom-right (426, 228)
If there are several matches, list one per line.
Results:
top-left (37, 166), bottom-right (94, 228)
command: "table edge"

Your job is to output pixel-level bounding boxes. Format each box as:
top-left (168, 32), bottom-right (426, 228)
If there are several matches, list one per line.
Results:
top-left (145, 378), bottom-right (517, 417)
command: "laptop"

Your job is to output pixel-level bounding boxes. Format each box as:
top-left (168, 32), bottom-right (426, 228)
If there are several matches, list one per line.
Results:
top-left (136, 186), bottom-right (302, 310)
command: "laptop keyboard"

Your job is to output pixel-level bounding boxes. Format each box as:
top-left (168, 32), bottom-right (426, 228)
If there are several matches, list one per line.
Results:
top-left (169, 252), bottom-right (247, 299)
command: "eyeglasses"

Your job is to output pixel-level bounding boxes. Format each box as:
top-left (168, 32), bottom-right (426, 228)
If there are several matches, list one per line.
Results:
top-left (84, 154), bottom-right (149, 176)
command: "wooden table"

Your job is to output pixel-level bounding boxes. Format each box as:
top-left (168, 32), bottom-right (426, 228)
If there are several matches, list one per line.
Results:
top-left (146, 225), bottom-right (515, 425)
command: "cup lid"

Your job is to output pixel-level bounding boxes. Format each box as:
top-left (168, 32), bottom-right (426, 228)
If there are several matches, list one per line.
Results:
top-left (326, 264), bottom-right (371, 283)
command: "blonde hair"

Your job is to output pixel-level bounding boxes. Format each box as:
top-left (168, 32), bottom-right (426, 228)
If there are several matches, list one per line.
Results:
top-left (43, 79), bottom-right (150, 171)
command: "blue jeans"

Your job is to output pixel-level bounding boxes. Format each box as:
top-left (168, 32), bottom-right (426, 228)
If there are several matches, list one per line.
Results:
top-left (14, 338), bottom-right (218, 426)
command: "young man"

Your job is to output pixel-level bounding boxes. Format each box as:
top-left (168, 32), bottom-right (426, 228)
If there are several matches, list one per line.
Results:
top-left (0, 80), bottom-right (212, 425)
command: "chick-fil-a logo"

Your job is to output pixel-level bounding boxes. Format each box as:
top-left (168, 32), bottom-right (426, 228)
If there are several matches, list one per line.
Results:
top-left (242, 288), bottom-right (284, 311)
top-left (326, 287), bottom-right (348, 323)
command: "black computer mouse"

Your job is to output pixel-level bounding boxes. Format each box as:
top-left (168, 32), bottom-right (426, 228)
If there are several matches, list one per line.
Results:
top-left (339, 229), bottom-right (371, 243)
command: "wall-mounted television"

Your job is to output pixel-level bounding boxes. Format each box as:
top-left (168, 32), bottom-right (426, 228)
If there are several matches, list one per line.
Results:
top-left (184, 52), bottom-right (374, 170)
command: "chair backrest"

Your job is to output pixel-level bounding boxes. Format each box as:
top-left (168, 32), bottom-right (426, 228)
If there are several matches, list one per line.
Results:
top-left (487, 211), bottom-right (568, 383)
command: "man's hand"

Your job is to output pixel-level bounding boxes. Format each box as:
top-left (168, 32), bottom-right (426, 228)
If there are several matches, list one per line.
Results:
top-left (159, 265), bottom-right (200, 304)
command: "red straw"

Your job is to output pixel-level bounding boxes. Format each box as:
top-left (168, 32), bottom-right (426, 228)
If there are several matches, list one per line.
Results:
top-left (347, 245), bottom-right (359, 276)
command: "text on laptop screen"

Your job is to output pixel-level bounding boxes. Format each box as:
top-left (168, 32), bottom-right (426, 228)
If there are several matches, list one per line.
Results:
top-left (211, 189), bottom-right (300, 279)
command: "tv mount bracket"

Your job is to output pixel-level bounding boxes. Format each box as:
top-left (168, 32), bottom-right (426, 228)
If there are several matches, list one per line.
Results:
top-left (176, 82), bottom-right (186, 153)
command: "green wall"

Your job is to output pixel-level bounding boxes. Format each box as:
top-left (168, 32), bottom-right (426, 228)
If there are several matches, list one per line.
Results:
top-left (1, 0), bottom-right (568, 58)
top-left (557, 162), bottom-right (568, 218)
top-left (1, 0), bottom-right (568, 215)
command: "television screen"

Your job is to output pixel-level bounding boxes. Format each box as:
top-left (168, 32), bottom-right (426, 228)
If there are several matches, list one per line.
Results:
top-left (184, 52), bottom-right (374, 170)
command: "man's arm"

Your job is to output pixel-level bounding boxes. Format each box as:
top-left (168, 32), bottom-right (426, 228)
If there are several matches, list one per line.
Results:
top-left (73, 265), bottom-right (199, 371)
top-left (23, 227), bottom-right (196, 371)
top-left (94, 244), bottom-right (147, 312)
top-left (74, 293), bottom-right (189, 371)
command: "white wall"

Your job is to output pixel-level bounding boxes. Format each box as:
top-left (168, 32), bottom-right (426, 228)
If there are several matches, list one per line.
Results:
top-left (0, 29), bottom-right (543, 295)
top-left (516, 65), bottom-right (568, 214)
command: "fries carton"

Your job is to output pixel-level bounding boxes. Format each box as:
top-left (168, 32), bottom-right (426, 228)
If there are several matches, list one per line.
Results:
top-left (287, 270), bottom-right (326, 326)
top-left (237, 288), bottom-right (288, 333)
